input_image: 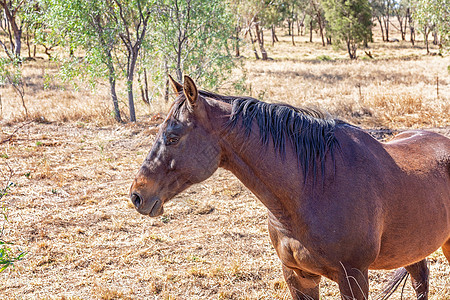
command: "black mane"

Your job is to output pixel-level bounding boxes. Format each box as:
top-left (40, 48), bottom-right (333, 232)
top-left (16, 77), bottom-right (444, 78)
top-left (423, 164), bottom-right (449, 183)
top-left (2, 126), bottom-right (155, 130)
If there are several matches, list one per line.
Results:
top-left (174, 89), bottom-right (342, 179)
top-left (225, 97), bottom-right (342, 179)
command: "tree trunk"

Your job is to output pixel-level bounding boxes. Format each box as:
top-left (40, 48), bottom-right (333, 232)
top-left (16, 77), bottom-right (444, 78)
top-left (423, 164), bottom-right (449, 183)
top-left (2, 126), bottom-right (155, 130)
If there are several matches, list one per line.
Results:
top-left (248, 27), bottom-right (260, 60)
top-left (384, 14), bottom-right (390, 41)
top-left (164, 59), bottom-right (169, 102)
top-left (106, 51), bottom-right (122, 123)
top-left (291, 29), bottom-right (295, 46)
top-left (139, 68), bottom-right (149, 105)
top-left (347, 39), bottom-right (357, 59)
top-left (1, 2), bottom-right (22, 57)
top-left (235, 25), bottom-right (240, 57)
top-left (109, 75), bottom-right (122, 123)
top-left (127, 50), bottom-right (138, 122)
top-left (14, 28), bottom-right (21, 56)
top-left (309, 19), bottom-right (313, 42)
top-left (407, 8), bottom-right (415, 45)
top-left (271, 25), bottom-right (278, 46)
top-left (311, 1), bottom-right (325, 46)
top-left (316, 12), bottom-right (325, 46)
top-left (377, 17), bottom-right (385, 42)
top-left (432, 30), bottom-right (438, 45)
top-left (403, 16), bottom-right (407, 40)
top-left (255, 23), bottom-right (268, 60)
top-left (26, 29), bottom-right (31, 58)
top-left (424, 26), bottom-right (429, 54)
top-left (176, 41), bottom-right (183, 82)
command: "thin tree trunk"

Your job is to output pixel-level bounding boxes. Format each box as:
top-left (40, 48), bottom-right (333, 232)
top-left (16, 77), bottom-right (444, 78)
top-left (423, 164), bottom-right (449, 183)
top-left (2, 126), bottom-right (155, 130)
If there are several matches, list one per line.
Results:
top-left (139, 68), bottom-right (149, 104)
top-left (248, 28), bottom-right (260, 60)
top-left (106, 51), bottom-right (121, 123)
top-left (14, 28), bottom-right (21, 56)
top-left (384, 14), bottom-right (390, 41)
top-left (271, 25), bottom-right (278, 46)
top-left (315, 11), bottom-right (325, 46)
top-left (109, 75), bottom-right (121, 123)
top-left (127, 51), bottom-right (138, 122)
top-left (403, 16), bottom-right (407, 40)
top-left (255, 23), bottom-right (268, 60)
top-left (164, 59), bottom-right (169, 102)
top-left (309, 19), bottom-right (313, 42)
top-left (235, 25), bottom-right (240, 57)
top-left (347, 39), bottom-right (357, 59)
top-left (272, 25), bottom-right (275, 46)
top-left (424, 26), bottom-right (429, 54)
top-left (291, 30), bottom-right (295, 46)
top-left (0, 1), bottom-right (22, 57)
top-left (406, 8), bottom-right (415, 45)
top-left (26, 28), bottom-right (31, 58)
top-left (377, 17), bottom-right (385, 42)
top-left (176, 42), bottom-right (183, 82)
top-left (432, 30), bottom-right (438, 45)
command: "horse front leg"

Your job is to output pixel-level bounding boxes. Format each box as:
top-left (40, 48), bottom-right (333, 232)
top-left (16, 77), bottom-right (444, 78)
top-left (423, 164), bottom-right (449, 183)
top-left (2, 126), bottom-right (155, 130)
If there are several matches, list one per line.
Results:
top-left (337, 264), bottom-right (369, 300)
top-left (282, 265), bottom-right (321, 300)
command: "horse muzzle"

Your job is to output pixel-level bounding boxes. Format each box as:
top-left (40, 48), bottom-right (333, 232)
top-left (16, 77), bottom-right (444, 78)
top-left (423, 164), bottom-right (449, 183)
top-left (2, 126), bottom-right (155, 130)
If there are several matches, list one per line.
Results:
top-left (130, 192), bottom-right (164, 217)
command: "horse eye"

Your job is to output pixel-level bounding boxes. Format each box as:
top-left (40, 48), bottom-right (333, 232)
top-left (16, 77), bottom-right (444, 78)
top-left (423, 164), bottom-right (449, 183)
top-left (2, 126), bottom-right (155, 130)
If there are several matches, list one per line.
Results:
top-left (166, 136), bottom-right (179, 145)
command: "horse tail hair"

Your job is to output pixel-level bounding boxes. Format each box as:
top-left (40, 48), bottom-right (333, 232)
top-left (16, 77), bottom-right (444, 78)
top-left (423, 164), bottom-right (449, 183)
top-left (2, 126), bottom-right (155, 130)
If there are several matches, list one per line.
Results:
top-left (377, 268), bottom-right (409, 300)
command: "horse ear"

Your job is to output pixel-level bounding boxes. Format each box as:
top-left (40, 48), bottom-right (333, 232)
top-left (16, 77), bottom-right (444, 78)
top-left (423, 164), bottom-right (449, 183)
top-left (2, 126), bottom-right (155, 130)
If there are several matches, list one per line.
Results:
top-left (183, 75), bottom-right (198, 106)
top-left (168, 75), bottom-right (183, 93)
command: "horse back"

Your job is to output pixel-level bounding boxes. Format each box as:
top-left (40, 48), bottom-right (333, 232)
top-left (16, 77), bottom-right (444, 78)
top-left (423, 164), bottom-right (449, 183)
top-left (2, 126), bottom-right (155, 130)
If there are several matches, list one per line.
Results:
top-left (383, 130), bottom-right (450, 179)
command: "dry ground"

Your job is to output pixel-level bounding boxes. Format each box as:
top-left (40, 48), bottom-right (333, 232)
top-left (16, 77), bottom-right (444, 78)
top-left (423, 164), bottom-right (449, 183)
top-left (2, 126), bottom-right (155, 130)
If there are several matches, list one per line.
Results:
top-left (0, 121), bottom-right (449, 300)
top-left (0, 25), bottom-right (449, 299)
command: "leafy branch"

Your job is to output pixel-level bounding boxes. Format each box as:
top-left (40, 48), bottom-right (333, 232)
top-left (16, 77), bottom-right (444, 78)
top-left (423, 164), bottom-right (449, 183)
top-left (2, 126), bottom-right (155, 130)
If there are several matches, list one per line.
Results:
top-left (0, 163), bottom-right (26, 272)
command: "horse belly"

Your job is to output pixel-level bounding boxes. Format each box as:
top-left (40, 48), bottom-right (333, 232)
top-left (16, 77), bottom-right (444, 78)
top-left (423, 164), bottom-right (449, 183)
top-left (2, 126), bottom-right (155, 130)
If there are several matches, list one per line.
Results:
top-left (371, 188), bottom-right (450, 270)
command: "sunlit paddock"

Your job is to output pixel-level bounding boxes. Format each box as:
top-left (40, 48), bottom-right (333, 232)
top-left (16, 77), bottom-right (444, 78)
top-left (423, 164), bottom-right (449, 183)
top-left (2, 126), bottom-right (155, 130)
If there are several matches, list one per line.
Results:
top-left (0, 25), bottom-right (449, 299)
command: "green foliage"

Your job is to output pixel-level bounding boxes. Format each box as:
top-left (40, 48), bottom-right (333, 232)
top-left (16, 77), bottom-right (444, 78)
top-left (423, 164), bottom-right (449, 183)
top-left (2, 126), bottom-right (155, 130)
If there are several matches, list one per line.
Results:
top-left (0, 181), bottom-right (26, 273)
top-left (0, 241), bottom-right (26, 272)
top-left (0, 57), bottom-right (22, 88)
top-left (145, 0), bottom-right (235, 93)
top-left (322, 0), bottom-right (372, 59)
top-left (0, 57), bottom-right (27, 116)
top-left (317, 55), bottom-right (333, 61)
top-left (412, 0), bottom-right (449, 51)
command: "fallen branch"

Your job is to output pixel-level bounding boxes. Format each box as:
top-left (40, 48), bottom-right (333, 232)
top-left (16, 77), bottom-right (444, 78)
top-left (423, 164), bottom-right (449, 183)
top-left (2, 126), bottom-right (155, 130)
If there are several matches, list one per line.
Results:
top-left (0, 120), bottom-right (33, 145)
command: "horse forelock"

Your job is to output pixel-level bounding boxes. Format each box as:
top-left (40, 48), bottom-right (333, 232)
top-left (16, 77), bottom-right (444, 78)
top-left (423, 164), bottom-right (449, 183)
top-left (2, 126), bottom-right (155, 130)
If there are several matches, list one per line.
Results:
top-left (226, 98), bottom-right (342, 179)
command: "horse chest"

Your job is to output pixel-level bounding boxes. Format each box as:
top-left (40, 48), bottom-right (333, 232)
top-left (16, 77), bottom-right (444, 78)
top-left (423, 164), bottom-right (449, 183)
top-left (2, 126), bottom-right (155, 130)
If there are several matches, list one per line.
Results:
top-left (268, 218), bottom-right (333, 278)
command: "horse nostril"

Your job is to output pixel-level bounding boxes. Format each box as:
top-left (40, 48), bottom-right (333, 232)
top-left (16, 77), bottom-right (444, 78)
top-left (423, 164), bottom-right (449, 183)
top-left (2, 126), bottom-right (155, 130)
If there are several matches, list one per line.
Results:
top-left (131, 192), bottom-right (142, 208)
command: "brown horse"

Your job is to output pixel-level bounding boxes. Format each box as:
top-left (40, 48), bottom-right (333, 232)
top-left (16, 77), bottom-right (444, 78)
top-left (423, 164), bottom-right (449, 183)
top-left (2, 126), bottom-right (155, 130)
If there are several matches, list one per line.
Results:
top-left (130, 76), bottom-right (450, 300)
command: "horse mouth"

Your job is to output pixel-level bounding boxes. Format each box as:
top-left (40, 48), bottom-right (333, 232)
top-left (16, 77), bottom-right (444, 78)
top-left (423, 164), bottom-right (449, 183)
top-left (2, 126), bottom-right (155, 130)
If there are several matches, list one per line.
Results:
top-left (148, 198), bottom-right (164, 217)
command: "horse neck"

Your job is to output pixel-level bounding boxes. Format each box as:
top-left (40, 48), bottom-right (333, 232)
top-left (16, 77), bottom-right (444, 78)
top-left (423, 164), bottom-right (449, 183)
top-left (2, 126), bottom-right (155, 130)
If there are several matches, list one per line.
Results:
top-left (212, 105), bottom-right (305, 224)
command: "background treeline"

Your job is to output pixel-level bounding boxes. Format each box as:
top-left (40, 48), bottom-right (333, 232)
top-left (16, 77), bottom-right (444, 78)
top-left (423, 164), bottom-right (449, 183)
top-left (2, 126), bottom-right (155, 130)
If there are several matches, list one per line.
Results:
top-left (0, 0), bottom-right (448, 122)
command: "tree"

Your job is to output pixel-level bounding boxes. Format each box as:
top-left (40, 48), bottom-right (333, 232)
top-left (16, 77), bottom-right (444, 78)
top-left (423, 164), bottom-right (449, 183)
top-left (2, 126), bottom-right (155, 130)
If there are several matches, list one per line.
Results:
top-left (392, 0), bottom-right (407, 41)
top-left (109, 0), bottom-right (153, 122)
top-left (370, 0), bottom-right (394, 41)
top-left (39, 0), bottom-right (155, 122)
top-left (412, 0), bottom-right (449, 54)
top-left (0, 0), bottom-right (27, 58)
top-left (145, 0), bottom-right (235, 97)
top-left (40, 0), bottom-right (124, 122)
top-left (322, 0), bottom-right (372, 59)
top-left (311, 0), bottom-right (326, 46)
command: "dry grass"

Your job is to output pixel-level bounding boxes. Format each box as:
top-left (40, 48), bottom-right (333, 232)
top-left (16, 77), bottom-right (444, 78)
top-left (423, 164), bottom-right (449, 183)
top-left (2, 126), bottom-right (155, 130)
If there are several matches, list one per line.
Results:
top-left (0, 23), bottom-right (449, 299)
top-left (0, 121), bottom-right (449, 299)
